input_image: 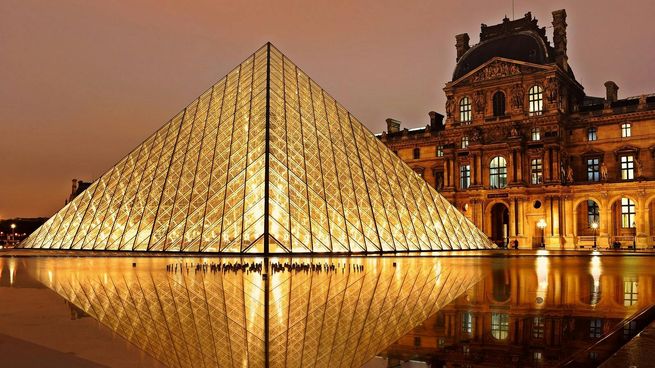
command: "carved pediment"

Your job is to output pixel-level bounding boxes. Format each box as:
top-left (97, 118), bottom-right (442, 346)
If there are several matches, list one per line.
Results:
top-left (453, 58), bottom-right (551, 86)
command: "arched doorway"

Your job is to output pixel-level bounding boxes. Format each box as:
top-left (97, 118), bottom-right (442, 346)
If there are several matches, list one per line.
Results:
top-left (490, 203), bottom-right (509, 247)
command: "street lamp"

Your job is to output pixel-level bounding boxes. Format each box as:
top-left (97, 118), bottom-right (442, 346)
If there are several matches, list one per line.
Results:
top-left (10, 223), bottom-right (16, 238)
top-left (591, 222), bottom-right (599, 249)
top-left (537, 219), bottom-right (547, 248)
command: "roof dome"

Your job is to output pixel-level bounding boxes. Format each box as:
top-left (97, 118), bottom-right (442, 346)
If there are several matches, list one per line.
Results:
top-left (453, 31), bottom-right (551, 80)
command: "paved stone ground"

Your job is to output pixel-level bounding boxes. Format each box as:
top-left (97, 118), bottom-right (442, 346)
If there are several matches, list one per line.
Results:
top-left (0, 284), bottom-right (165, 367)
top-left (600, 321), bottom-right (655, 368)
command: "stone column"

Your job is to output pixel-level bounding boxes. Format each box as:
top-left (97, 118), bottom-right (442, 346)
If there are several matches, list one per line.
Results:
top-left (600, 195), bottom-right (611, 247)
top-left (637, 196), bottom-right (648, 247)
top-left (563, 196), bottom-right (575, 249)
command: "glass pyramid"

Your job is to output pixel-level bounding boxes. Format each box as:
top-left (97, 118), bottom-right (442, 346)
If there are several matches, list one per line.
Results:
top-left (21, 44), bottom-right (493, 253)
top-left (29, 257), bottom-right (483, 367)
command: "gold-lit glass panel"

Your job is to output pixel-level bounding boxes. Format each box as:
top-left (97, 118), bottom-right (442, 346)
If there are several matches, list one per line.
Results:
top-left (20, 44), bottom-right (493, 253)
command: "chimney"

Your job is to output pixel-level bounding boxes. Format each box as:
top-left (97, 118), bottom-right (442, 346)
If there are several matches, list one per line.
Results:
top-left (604, 81), bottom-right (619, 102)
top-left (455, 33), bottom-right (470, 61)
top-left (551, 9), bottom-right (568, 70)
top-left (429, 111), bottom-right (445, 132)
top-left (385, 118), bottom-right (401, 133)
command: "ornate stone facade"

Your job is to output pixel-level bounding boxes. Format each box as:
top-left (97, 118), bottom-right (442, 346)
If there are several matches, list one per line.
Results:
top-left (379, 10), bottom-right (655, 249)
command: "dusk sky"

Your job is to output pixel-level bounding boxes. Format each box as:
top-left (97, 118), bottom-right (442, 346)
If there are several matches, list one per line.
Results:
top-left (2, 0), bottom-right (654, 218)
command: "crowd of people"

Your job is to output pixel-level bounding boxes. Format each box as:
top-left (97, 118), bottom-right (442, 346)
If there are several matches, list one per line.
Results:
top-left (164, 261), bottom-right (365, 274)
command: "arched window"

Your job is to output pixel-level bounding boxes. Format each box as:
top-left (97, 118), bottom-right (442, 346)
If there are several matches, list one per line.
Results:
top-left (528, 85), bottom-right (544, 116)
top-left (413, 147), bottom-right (420, 159)
top-left (492, 91), bottom-right (506, 117)
top-left (460, 97), bottom-right (472, 123)
top-left (489, 156), bottom-right (507, 189)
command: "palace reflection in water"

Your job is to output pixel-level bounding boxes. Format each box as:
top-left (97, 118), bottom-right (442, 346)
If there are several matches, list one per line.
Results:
top-left (369, 254), bottom-right (655, 367)
top-left (2, 255), bottom-right (653, 367)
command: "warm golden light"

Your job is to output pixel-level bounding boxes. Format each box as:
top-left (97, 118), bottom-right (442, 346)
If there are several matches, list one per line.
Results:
top-left (537, 218), bottom-right (547, 230)
top-left (19, 44), bottom-right (492, 254)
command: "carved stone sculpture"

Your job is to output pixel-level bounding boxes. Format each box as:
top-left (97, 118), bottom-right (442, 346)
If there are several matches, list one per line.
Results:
top-left (445, 96), bottom-right (454, 118)
top-left (600, 161), bottom-right (608, 181)
top-left (511, 84), bottom-right (524, 110)
top-left (474, 91), bottom-right (486, 115)
top-left (566, 166), bottom-right (574, 183)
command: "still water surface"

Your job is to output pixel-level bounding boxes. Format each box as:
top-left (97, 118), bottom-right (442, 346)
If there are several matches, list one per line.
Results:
top-left (0, 254), bottom-right (653, 367)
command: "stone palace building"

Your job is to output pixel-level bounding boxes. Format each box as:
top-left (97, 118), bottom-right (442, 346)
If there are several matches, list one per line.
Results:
top-left (378, 10), bottom-right (655, 249)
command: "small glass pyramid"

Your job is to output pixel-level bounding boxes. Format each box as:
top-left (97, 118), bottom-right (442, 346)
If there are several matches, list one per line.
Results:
top-left (21, 44), bottom-right (493, 253)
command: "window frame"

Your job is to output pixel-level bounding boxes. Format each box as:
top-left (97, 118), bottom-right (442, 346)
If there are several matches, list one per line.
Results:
top-left (491, 313), bottom-right (510, 340)
top-left (528, 85), bottom-right (544, 116)
top-left (587, 157), bottom-right (600, 182)
top-left (489, 156), bottom-right (508, 189)
top-left (621, 197), bottom-right (636, 228)
top-left (531, 127), bottom-right (541, 141)
top-left (492, 91), bottom-right (506, 117)
top-left (461, 136), bottom-right (469, 149)
top-left (413, 147), bottom-right (420, 160)
top-left (436, 145), bottom-right (444, 157)
top-left (588, 127), bottom-right (598, 141)
top-left (620, 155), bottom-right (635, 180)
top-left (624, 280), bottom-right (638, 306)
top-left (460, 164), bottom-right (471, 190)
top-left (587, 200), bottom-right (600, 227)
top-left (531, 158), bottom-right (543, 184)
top-left (460, 96), bottom-right (472, 123)
top-left (621, 123), bottom-right (631, 138)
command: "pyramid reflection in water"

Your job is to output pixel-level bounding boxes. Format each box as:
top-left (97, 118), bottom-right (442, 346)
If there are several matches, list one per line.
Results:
top-left (22, 44), bottom-right (492, 253)
top-left (30, 257), bottom-right (482, 367)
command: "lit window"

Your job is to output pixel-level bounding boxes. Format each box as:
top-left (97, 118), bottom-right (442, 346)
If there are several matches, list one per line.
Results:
top-left (589, 319), bottom-right (602, 338)
top-left (621, 198), bottom-right (636, 228)
top-left (461, 136), bottom-right (469, 149)
top-left (493, 91), bottom-right (506, 117)
top-left (587, 158), bottom-right (600, 182)
top-left (489, 156), bottom-right (507, 189)
top-left (533, 351), bottom-right (543, 362)
top-left (624, 280), bottom-right (638, 306)
top-left (436, 145), bottom-right (444, 157)
top-left (531, 159), bottom-right (543, 184)
top-left (462, 312), bottom-right (473, 334)
top-left (460, 165), bottom-right (470, 189)
top-left (531, 127), bottom-right (541, 141)
top-left (620, 155), bottom-right (634, 180)
top-left (587, 200), bottom-right (599, 227)
top-left (528, 85), bottom-right (544, 116)
top-left (588, 127), bottom-right (597, 141)
top-left (533, 317), bottom-right (544, 339)
top-left (491, 313), bottom-right (509, 340)
top-left (621, 123), bottom-right (631, 138)
top-left (460, 97), bottom-right (472, 123)
top-left (413, 147), bottom-right (420, 159)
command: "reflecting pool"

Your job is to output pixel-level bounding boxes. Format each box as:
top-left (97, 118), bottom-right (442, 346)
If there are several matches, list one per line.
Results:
top-left (0, 254), bottom-right (654, 367)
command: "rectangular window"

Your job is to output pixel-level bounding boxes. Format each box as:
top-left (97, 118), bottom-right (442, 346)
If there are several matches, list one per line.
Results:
top-left (624, 280), bottom-right (638, 306)
top-left (532, 317), bottom-right (545, 339)
top-left (462, 312), bottom-right (473, 334)
top-left (436, 145), bottom-right (444, 157)
top-left (531, 159), bottom-right (543, 184)
top-left (413, 336), bottom-right (421, 347)
top-left (621, 198), bottom-right (636, 228)
top-left (621, 123), bottom-right (631, 138)
top-left (587, 200), bottom-right (599, 226)
top-left (531, 128), bottom-right (541, 141)
top-left (620, 155), bottom-right (634, 180)
top-left (588, 127), bottom-right (598, 141)
top-left (491, 313), bottom-right (510, 340)
top-left (589, 319), bottom-right (602, 338)
top-left (460, 165), bottom-right (470, 190)
top-left (461, 136), bottom-right (469, 149)
top-left (587, 158), bottom-right (600, 182)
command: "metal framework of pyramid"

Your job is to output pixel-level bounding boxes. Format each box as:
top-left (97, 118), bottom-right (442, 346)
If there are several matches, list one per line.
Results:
top-left (21, 44), bottom-right (493, 253)
top-left (30, 257), bottom-right (483, 368)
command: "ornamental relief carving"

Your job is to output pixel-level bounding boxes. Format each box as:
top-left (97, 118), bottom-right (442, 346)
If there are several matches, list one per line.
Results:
top-left (470, 61), bottom-right (521, 82)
